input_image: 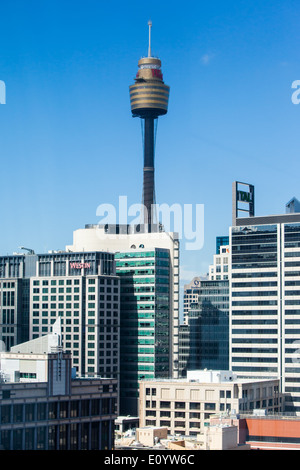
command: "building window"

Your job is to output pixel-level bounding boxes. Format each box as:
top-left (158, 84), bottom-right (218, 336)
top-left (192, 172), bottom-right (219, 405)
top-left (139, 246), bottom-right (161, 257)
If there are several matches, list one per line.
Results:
top-left (204, 403), bottom-right (216, 411)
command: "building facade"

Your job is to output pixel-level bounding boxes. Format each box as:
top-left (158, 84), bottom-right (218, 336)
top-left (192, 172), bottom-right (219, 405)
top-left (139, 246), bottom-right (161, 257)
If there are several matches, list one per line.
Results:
top-left (230, 214), bottom-right (300, 414)
top-left (216, 236), bottom-right (229, 255)
top-left (0, 254), bottom-right (37, 350)
top-left (139, 370), bottom-right (282, 437)
top-left (179, 280), bottom-right (229, 378)
top-left (66, 224), bottom-right (180, 415)
top-left (0, 251), bottom-right (120, 381)
top-left (0, 324), bottom-right (117, 450)
top-left (183, 277), bottom-right (203, 325)
top-left (115, 247), bottom-right (172, 415)
top-left (187, 280), bottom-right (229, 372)
top-left (209, 245), bottom-right (230, 281)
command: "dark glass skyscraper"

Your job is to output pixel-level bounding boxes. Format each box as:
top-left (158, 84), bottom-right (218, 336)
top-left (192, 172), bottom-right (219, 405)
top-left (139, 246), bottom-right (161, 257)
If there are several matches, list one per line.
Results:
top-left (180, 280), bottom-right (229, 376)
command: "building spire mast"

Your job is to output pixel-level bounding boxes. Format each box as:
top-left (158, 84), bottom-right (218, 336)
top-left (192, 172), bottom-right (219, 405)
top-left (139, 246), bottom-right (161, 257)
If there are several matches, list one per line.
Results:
top-left (148, 20), bottom-right (152, 57)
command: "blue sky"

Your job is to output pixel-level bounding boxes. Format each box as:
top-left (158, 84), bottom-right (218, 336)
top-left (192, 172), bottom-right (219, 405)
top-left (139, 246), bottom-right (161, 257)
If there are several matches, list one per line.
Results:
top-left (0, 0), bottom-right (300, 289)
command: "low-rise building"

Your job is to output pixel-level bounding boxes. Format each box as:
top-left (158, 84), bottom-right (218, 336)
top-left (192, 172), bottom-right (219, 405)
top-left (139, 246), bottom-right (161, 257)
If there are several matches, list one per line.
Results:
top-left (0, 320), bottom-right (117, 450)
top-left (210, 413), bottom-right (300, 450)
top-left (139, 370), bottom-right (282, 436)
top-left (136, 426), bottom-right (168, 447)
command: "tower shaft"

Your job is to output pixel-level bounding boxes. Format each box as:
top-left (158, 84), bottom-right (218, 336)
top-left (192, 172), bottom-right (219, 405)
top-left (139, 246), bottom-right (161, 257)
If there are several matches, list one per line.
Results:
top-left (143, 117), bottom-right (155, 227)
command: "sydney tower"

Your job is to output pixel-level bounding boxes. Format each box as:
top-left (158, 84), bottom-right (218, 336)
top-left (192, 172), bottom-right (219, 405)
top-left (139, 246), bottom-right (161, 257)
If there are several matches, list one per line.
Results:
top-left (129, 21), bottom-right (170, 231)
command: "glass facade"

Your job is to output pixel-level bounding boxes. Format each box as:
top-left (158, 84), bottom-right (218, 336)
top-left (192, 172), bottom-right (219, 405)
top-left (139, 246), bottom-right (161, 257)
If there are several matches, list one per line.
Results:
top-left (115, 248), bottom-right (171, 415)
top-left (0, 394), bottom-right (116, 450)
top-left (182, 280), bottom-right (229, 374)
top-left (0, 251), bottom-right (119, 381)
top-left (230, 222), bottom-right (300, 414)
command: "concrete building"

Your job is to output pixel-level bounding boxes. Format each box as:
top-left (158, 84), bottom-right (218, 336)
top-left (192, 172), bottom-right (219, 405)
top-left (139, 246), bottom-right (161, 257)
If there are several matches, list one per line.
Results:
top-left (216, 236), bottom-right (229, 255)
top-left (66, 224), bottom-right (180, 415)
top-left (183, 276), bottom-right (205, 325)
top-left (209, 245), bottom-right (230, 281)
top-left (135, 426), bottom-right (168, 447)
top-left (114, 415), bottom-right (139, 439)
top-left (229, 186), bottom-right (300, 414)
top-left (138, 370), bottom-right (282, 437)
top-left (0, 254), bottom-right (37, 349)
top-left (179, 280), bottom-right (229, 377)
top-left (0, 321), bottom-right (117, 450)
top-left (0, 251), bottom-right (120, 383)
top-left (210, 413), bottom-right (300, 450)
top-left (187, 281), bottom-right (229, 373)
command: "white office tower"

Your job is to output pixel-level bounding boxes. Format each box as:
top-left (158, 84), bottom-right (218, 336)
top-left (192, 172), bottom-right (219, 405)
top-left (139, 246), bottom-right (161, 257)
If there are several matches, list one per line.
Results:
top-left (230, 190), bottom-right (300, 415)
top-left (66, 224), bottom-right (180, 415)
top-left (209, 245), bottom-right (230, 281)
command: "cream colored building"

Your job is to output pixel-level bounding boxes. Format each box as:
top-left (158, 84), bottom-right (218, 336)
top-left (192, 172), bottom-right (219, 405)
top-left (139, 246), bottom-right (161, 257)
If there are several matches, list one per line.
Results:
top-left (209, 245), bottom-right (230, 281)
top-left (136, 426), bottom-right (168, 447)
top-left (139, 370), bottom-right (282, 436)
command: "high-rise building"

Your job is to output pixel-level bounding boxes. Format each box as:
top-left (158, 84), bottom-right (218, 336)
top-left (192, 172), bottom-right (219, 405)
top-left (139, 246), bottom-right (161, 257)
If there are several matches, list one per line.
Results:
top-left (115, 247), bottom-right (171, 414)
top-left (216, 236), bottom-right (229, 255)
top-left (209, 244), bottom-right (230, 281)
top-left (183, 277), bottom-right (205, 325)
top-left (0, 254), bottom-right (37, 349)
top-left (0, 251), bottom-right (120, 382)
top-left (229, 183), bottom-right (300, 414)
top-left (188, 280), bottom-right (229, 372)
top-left (179, 280), bottom-right (229, 377)
top-left (66, 225), bottom-right (179, 415)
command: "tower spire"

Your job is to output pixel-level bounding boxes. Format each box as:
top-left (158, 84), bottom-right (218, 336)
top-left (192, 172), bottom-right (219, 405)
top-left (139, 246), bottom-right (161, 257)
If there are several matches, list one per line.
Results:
top-left (148, 20), bottom-right (152, 57)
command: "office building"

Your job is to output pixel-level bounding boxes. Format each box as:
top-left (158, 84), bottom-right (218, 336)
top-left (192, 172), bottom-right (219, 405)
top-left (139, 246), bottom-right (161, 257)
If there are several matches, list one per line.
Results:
top-left (229, 182), bottom-right (300, 414)
top-left (178, 323), bottom-right (189, 378)
top-left (183, 276), bottom-right (204, 325)
top-left (66, 225), bottom-right (179, 415)
top-left (138, 370), bottom-right (282, 437)
top-left (0, 321), bottom-right (117, 450)
top-left (179, 280), bottom-right (229, 377)
top-left (0, 254), bottom-right (37, 349)
top-left (286, 197), bottom-right (300, 214)
top-left (188, 280), bottom-right (229, 372)
top-left (115, 247), bottom-right (172, 414)
top-left (210, 413), bottom-right (300, 450)
top-left (0, 250), bottom-right (120, 382)
top-left (209, 245), bottom-right (230, 281)
top-left (216, 236), bottom-right (229, 255)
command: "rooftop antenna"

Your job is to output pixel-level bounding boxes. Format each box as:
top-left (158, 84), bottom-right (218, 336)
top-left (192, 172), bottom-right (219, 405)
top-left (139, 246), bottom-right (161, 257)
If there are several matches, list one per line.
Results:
top-left (148, 20), bottom-right (152, 57)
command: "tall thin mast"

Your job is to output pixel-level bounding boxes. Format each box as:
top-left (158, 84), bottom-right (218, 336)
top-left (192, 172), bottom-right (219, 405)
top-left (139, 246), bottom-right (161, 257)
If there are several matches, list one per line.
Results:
top-left (148, 20), bottom-right (152, 57)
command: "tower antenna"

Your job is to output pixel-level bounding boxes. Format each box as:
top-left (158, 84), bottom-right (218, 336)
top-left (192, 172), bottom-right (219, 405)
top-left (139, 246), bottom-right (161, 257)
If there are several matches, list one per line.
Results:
top-left (148, 20), bottom-right (152, 57)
